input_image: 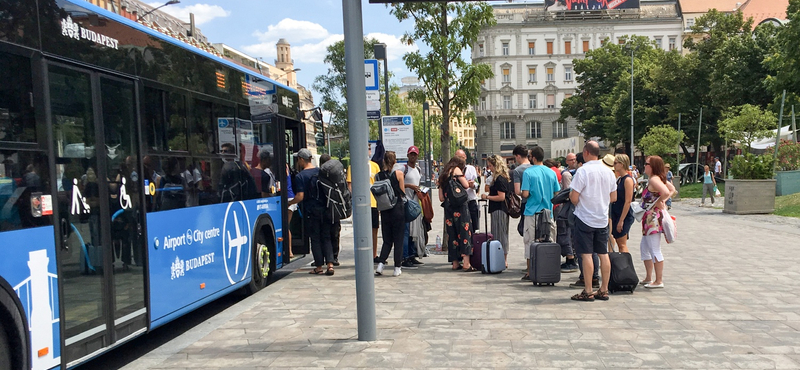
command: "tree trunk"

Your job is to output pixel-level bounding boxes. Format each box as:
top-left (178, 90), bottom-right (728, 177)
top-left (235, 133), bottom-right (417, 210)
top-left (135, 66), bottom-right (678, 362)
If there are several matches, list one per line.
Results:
top-left (440, 2), bottom-right (451, 162)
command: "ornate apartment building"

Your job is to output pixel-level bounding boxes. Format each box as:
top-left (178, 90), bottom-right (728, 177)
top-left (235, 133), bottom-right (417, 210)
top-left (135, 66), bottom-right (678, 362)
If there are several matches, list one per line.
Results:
top-left (473, 1), bottom-right (683, 160)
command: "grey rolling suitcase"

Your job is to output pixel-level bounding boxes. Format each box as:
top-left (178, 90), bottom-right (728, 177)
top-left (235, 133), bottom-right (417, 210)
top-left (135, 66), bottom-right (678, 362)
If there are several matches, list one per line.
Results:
top-left (528, 242), bottom-right (561, 286)
top-left (480, 201), bottom-right (505, 274)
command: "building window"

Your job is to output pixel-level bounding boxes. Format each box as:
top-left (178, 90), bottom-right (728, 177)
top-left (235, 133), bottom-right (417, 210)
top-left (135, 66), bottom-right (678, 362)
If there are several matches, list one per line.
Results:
top-left (502, 42), bottom-right (509, 56)
top-left (546, 67), bottom-right (555, 82)
top-left (546, 94), bottom-right (555, 109)
top-left (655, 37), bottom-right (662, 50)
top-left (528, 41), bottom-right (535, 55)
top-left (619, 39), bottom-right (626, 45)
top-left (528, 67), bottom-right (536, 83)
top-left (503, 96), bottom-right (511, 109)
top-left (502, 68), bottom-right (510, 83)
top-left (526, 121), bottom-right (542, 139)
top-left (565, 93), bottom-right (573, 100)
top-left (529, 94), bottom-right (537, 109)
top-left (583, 40), bottom-right (590, 53)
top-left (479, 43), bottom-right (484, 57)
top-left (553, 121), bottom-right (568, 138)
top-left (686, 18), bottom-right (694, 29)
top-left (501, 121), bottom-right (515, 139)
top-left (564, 67), bottom-right (573, 81)
top-left (480, 96), bottom-right (486, 110)
top-left (564, 41), bottom-right (571, 55)
top-left (669, 37), bottom-right (676, 51)
top-left (546, 41), bottom-right (554, 55)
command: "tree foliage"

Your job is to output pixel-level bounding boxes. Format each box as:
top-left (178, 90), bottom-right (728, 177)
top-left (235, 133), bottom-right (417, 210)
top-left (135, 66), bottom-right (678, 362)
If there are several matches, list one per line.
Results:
top-left (638, 125), bottom-right (686, 157)
top-left (389, 2), bottom-right (495, 160)
top-left (718, 104), bottom-right (777, 150)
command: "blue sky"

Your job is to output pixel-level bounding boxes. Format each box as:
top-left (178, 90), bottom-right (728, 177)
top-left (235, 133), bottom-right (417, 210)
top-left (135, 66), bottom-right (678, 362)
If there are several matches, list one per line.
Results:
top-left (150, 0), bottom-right (421, 95)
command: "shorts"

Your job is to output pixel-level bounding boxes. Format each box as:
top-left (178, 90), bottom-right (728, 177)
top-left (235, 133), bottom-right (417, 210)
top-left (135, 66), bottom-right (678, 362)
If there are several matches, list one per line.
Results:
top-left (572, 216), bottom-right (609, 255)
top-left (371, 207), bottom-right (379, 229)
top-left (640, 233), bottom-right (664, 262)
top-left (288, 198), bottom-right (298, 212)
top-left (610, 213), bottom-right (635, 239)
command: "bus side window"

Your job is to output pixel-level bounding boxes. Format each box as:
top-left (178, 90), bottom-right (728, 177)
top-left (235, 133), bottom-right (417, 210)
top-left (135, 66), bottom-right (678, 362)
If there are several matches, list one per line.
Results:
top-left (0, 151), bottom-right (52, 231)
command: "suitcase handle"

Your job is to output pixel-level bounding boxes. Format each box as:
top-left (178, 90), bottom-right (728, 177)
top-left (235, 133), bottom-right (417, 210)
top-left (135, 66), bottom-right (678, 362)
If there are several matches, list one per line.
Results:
top-left (479, 198), bottom-right (490, 239)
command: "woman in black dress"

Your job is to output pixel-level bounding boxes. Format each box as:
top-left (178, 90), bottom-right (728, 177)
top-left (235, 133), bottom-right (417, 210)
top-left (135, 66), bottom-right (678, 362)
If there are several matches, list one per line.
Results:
top-left (437, 156), bottom-right (474, 271)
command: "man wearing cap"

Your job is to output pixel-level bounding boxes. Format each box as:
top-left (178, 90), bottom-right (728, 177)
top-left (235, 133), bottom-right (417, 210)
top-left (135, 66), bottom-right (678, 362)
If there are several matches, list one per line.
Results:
top-left (289, 148), bottom-right (335, 276)
top-left (396, 146), bottom-right (426, 268)
top-left (456, 149), bottom-right (480, 232)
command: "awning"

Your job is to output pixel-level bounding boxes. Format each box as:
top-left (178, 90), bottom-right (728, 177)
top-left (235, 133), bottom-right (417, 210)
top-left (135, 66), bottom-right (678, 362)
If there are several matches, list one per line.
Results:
top-left (750, 126), bottom-right (796, 149)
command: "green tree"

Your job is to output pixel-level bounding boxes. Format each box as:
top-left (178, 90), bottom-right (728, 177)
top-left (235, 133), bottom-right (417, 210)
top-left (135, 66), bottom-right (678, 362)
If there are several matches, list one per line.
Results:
top-left (312, 38), bottom-right (382, 136)
top-left (638, 125), bottom-right (686, 169)
top-left (765, 0), bottom-right (800, 109)
top-left (389, 2), bottom-right (495, 161)
top-left (718, 104), bottom-right (777, 151)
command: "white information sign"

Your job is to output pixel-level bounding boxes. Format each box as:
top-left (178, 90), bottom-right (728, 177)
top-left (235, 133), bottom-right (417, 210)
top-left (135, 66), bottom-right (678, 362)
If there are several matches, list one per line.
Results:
top-left (366, 91), bottom-right (381, 120)
top-left (381, 116), bottom-right (415, 160)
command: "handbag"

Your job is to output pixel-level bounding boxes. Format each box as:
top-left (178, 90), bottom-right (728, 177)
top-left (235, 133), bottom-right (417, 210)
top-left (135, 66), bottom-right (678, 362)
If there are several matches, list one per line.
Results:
top-left (661, 208), bottom-right (677, 243)
top-left (504, 192), bottom-right (522, 218)
top-left (447, 176), bottom-right (468, 207)
top-left (415, 189), bottom-right (434, 223)
top-left (630, 201), bottom-right (653, 222)
top-left (404, 197), bottom-right (421, 222)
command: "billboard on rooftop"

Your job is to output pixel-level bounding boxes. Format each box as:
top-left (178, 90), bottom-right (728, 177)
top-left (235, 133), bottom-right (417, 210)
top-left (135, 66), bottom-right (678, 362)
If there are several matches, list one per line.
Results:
top-left (544, 0), bottom-right (640, 10)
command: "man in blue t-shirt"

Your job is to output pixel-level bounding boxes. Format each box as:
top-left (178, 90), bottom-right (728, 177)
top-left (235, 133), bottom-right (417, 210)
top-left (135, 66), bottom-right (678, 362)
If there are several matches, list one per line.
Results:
top-left (289, 148), bottom-right (334, 275)
top-left (520, 146), bottom-right (560, 280)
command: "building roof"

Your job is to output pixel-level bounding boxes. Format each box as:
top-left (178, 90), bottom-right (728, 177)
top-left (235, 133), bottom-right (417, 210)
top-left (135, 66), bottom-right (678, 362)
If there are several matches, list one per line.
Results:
top-left (678, 0), bottom-right (744, 13)
top-left (740, 0), bottom-right (789, 25)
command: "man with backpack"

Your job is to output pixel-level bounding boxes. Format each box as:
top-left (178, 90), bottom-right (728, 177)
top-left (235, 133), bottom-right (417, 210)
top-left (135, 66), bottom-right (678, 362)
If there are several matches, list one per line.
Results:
top-left (558, 153), bottom-right (579, 273)
top-left (319, 154), bottom-right (350, 266)
top-left (289, 148), bottom-right (335, 276)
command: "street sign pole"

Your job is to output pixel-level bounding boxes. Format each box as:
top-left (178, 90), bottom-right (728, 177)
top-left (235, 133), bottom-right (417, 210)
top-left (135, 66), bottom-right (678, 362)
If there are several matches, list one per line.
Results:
top-left (342, 0), bottom-right (376, 341)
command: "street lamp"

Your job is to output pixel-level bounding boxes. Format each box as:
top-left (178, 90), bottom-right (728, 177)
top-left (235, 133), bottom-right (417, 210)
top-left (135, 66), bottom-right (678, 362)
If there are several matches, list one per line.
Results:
top-left (627, 41), bottom-right (636, 164)
top-left (423, 101), bottom-right (431, 186)
top-left (138, 0), bottom-right (180, 21)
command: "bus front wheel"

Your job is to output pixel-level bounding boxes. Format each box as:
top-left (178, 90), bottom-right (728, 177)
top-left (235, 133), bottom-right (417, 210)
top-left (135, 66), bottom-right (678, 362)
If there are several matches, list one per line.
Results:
top-left (246, 228), bottom-right (274, 294)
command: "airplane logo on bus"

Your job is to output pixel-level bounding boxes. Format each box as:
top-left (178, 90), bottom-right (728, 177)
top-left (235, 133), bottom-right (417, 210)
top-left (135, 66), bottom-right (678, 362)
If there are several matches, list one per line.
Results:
top-left (222, 202), bottom-right (252, 284)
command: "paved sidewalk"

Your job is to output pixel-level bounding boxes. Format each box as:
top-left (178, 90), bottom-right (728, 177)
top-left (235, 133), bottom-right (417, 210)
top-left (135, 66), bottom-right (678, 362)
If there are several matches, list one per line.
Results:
top-left (126, 195), bottom-right (800, 369)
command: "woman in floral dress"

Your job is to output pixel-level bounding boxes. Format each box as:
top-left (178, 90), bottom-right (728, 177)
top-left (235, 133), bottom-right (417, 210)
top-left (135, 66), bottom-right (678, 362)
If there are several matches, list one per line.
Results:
top-left (438, 156), bottom-right (474, 271)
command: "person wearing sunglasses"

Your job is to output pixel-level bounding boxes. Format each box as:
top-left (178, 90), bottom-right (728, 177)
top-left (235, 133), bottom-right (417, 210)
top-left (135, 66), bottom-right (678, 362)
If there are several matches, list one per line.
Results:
top-left (639, 156), bottom-right (676, 289)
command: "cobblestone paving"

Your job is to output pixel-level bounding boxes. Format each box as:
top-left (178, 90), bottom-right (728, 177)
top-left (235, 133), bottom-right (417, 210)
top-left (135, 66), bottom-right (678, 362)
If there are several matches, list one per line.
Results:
top-left (127, 195), bottom-right (800, 369)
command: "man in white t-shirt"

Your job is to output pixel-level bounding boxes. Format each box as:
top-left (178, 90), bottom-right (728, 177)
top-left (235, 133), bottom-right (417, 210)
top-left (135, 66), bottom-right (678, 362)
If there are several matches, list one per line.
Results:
top-left (714, 157), bottom-right (722, 181)
top-left (456, 149), bottom-right (480, 232)
top-left (569, 141), bottom-right (617, 301)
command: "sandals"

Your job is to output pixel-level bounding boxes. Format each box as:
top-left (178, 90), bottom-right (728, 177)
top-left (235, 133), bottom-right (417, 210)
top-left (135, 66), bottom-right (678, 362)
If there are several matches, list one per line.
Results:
top-left (451, 265), bottom-right (463, 271)
top-left (463, 266), bottom-right (478, 272)
top-left (309, 268), bottom-right (324, 275)
top-left (326, 267), bottom-right (335, 276)
top-left (594, 290), bottom-right (609, 301)
top-left (571, 290), bottom-right (595, 301)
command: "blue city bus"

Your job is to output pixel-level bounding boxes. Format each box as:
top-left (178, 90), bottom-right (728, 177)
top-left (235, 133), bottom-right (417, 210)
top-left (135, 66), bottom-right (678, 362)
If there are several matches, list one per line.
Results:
top-left (0, 1), bottom-right (309, 369)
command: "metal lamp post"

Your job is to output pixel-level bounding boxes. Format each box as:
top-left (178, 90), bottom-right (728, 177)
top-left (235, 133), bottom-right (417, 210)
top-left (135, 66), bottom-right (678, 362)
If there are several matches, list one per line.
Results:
top-left (373, 43), bottom-right (390, 117)
top-left (138, 0), bottom-right (180, 21)
top-left (423, 101), bottom-right (430, 186)
top-left (629, 43), bottom-right (635, 164)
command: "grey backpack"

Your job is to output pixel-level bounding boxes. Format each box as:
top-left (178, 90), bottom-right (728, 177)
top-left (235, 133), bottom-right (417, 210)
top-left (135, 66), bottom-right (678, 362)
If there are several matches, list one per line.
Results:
top-left (370, 173), bottom-right (398, 211)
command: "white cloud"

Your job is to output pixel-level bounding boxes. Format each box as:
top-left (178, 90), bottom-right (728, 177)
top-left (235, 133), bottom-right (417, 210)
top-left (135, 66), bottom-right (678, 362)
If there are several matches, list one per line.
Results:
top-left (146, 3), bottom-right (230, 25)
top-left (252, 19), bottom-right (331, 44)
top-left (365, 33), bottom-right (418, 62)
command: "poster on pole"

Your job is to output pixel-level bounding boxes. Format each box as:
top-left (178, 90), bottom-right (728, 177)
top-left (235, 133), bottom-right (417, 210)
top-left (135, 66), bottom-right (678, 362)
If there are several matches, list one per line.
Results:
top-left (366, 91), bottom-right (381, 120)
top-left (381, 116), bottom-right (415, 160)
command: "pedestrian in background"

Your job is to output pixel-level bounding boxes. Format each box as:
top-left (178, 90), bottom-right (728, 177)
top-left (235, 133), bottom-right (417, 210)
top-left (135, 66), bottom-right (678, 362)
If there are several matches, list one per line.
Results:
top-left (375, 151), bottom-right (407, 277)
top-left (520, 147), bottom-right (560, 281)
top-left (399, 146), bottom-right (426, 268)
top-left (640, 155), bottom-right (675, 289)
top-left (290, 148), bottom-right (335, 276)
top-left (611, 154), bottom-right (635, 253)
top-left (481, 155), bottom-right (511, 267)
top-left (347, 145), bottom-right (381, 261)
top-left (319, 154), bottom-right (341, 266)
top-left (511, 145), bottom-right (532, 237)
top-left (700, 164), bottom-right (717, 207)
top-left (438, 156), bottom-right (474, 271)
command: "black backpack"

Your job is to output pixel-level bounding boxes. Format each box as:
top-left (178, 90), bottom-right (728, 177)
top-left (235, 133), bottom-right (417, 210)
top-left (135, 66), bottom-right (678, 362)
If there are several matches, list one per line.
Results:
top-left (318, 159), bottom-right (352, 220)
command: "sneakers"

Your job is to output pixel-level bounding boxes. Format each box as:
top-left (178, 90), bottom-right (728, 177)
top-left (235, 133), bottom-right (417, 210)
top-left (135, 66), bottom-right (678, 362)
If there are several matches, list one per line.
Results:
top-left (375, 262), bottom-right (385, 276)
top-left (560, 261), bottom-right (579, 273)
top-left (569, 279), bottom-right (600, 289)
top-left (393, 267), bottom-right (402, 277)
top-left (332, 259), bottom-right (340, 267)
top-left (410, 258), bottom-right (425, 265)
top-left (401, 260), bottom-right (418, 269)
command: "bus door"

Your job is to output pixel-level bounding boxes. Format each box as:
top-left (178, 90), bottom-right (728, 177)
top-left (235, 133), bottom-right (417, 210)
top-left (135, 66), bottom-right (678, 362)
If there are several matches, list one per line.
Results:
top-left (47, 63), bottom-right (146, 364)
top-left (283, 117), bottom-right (309, 255)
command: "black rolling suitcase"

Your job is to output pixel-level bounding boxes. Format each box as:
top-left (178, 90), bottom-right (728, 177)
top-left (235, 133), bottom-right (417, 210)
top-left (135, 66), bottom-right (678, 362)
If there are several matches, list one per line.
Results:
top-left (528, 242), bottom-right (561, 286)
top-left (608, 250), bottom-right (639, 293)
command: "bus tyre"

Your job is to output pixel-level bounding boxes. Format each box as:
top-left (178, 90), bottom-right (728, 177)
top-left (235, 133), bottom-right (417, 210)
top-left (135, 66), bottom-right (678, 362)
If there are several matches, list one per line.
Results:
top-left (246, 232), bottom-right (273, 294)
top-left (0, 318), bottom-right (11, 370)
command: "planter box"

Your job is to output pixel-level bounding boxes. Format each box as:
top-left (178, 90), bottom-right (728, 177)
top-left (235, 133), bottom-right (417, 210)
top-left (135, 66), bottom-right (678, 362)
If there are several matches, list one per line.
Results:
top-left (776, 170), bottom-right (800, 196)
top-left (672, 175), bottom-right (681, 201)
top-left (723, 179), bottom-right (776, 215)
